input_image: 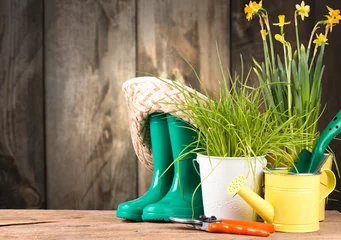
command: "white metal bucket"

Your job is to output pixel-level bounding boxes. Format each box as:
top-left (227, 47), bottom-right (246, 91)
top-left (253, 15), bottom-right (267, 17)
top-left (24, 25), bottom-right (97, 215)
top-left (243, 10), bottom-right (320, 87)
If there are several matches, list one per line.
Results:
top-left (194, 154), bottom-right (267, 221)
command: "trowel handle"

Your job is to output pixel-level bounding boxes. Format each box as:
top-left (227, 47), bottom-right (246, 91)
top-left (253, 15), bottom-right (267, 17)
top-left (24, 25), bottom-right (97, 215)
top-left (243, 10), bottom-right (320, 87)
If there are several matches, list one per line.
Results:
top-left (314, 109), bottom-right (341, 154)
top-left (308, 110), bottom-right (341, 172)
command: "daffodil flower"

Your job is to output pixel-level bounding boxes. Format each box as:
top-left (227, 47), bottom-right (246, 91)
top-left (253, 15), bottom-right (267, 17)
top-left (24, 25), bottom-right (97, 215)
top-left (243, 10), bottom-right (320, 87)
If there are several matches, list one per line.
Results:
top-left (296, 1), bottom-right (310, 20)
top-left (313, 33), bottom-right (328, 47)
top-left (244, 1), bottom-right (262, 21)
top-left (260, 30), bottom-right (268, 40)
top-left (327, 6), bottom-right (341, 18)
top-left (273, 15), bottom-right (291, 27)
top-left (252, 1), bottom-right (262, 12)
top-left (324, 15), bottom-right (339, 32)
top-left (244, 4), bottom-right (254, 21)
top-left (274, 34), bottom-right (286, 44)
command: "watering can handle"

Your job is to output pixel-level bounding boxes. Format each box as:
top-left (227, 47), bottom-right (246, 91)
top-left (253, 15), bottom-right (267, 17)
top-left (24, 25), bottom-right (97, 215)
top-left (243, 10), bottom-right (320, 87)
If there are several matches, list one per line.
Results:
top-left (320, 168), bottom-right (336, 202)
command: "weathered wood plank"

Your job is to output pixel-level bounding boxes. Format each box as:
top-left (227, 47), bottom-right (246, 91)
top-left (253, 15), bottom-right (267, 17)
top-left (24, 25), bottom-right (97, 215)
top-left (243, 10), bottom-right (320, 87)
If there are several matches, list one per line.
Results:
top-left (0, 210), bottom-right (340, 239)
top-left (0, 0), bottom-right (44, 208)
top-left (45, 0), bottom-right (137, 209)
top-left (136, 0), bottom-right (230, 196)
top-left (314, 0), bottom-right (341, 211)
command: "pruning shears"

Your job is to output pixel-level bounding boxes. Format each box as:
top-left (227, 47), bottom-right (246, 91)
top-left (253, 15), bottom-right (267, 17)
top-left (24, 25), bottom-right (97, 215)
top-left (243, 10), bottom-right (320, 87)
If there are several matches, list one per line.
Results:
top-left (169, 215), bottom-right (275, 237)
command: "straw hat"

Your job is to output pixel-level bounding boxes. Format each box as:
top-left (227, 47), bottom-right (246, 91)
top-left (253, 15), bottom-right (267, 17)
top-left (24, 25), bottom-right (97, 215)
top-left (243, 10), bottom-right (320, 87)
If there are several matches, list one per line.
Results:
top-left (122, 76), bottom-right (206, 171)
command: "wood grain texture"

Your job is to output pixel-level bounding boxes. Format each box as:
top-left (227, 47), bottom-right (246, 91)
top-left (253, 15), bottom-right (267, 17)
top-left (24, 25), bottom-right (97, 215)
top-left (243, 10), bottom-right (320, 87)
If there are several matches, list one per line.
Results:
top-left (136, 0), bottom-right (230, 196)
top-left (0, 0), bottom-right (44, 208)
top-left (314, 0), bottom-right (341, 211)
top-left (45, 0), bottom-right (137, 209)
top-left (0, 210), bottom-right (341, 239)
top-left (231, 0), bottom-right (314, 86)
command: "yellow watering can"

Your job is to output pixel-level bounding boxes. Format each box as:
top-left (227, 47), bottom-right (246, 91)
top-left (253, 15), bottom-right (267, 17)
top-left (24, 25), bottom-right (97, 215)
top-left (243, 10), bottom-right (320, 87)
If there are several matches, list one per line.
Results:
top-left (227, 169), bottom-right (336, 233)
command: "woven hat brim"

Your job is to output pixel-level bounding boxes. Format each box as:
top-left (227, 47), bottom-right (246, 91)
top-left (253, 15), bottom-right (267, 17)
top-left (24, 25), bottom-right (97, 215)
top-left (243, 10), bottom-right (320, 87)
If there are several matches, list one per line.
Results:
top-left (122, 76), bottom-right (206, 171)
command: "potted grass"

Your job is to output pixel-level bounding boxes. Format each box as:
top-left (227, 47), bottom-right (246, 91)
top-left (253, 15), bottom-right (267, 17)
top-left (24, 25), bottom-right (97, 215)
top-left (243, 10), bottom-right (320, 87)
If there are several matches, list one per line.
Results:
top-left (162, 54), bottom-right (315, 221)
top-left (245, 0), bottom-right (341, 219)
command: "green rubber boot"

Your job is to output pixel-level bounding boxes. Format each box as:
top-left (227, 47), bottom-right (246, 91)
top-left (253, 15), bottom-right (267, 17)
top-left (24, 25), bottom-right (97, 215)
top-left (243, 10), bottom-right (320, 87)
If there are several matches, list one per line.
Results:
top-left (116, 113), bottom-right (174, 221)
top-left (142, 115), bottom-right (204, 221)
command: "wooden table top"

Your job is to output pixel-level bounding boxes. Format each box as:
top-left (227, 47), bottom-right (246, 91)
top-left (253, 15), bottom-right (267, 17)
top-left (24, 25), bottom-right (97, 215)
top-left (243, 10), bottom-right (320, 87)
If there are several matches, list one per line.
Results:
top-left (0, 210), bottom-right (340, 239)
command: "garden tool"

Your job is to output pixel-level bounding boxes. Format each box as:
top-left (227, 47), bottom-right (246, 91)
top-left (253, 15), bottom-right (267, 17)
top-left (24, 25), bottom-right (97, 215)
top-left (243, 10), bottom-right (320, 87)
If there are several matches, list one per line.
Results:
top-left (169, 215), bottom-right (273, 237)
top-left (290, 109), bottom-right (341, 173)
top-left (227, 171), bottom-right (336, 232)
top-left (116, 113), bottom-right (174, 221)
top-left (142, 115), bottom-right (204, 221)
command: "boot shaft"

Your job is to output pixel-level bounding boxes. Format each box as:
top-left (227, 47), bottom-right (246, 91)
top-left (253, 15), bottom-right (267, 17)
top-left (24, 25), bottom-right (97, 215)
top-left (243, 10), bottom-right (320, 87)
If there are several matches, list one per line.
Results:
top-left (167, 115), bottom-right (202, 196)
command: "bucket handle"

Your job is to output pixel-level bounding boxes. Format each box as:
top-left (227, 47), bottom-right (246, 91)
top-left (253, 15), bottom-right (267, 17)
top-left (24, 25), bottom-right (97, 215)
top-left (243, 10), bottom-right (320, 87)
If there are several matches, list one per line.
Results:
top-left (192, 158), bottom-right (201, 176)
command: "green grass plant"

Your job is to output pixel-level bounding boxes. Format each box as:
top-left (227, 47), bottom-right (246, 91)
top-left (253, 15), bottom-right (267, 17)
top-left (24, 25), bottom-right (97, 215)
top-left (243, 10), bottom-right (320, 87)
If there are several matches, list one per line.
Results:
top-left (161, 52), bottom-right (315, 166)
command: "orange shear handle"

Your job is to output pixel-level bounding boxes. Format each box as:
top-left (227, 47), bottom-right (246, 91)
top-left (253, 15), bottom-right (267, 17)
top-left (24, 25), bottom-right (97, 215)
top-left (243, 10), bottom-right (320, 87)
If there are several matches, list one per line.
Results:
top-left (208, 222), bottom-right (270, 237)
top-left (220, 219), bottom-right (275, 233)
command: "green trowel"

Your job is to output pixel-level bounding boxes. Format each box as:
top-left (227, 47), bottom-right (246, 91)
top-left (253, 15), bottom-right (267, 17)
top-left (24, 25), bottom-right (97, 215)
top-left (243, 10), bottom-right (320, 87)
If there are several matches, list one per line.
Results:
top-left (290, 109), bottom-right (341, 173)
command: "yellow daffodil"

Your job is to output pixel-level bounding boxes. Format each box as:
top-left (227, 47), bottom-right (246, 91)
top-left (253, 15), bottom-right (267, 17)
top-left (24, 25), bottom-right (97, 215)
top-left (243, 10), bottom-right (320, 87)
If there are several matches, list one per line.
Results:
top-left (244, 1), bottom-right (262, 21)
top-left (273, 15), bottom-right (291, 27)
top-left (296, 1), bottom-right (310, 20)
top-left (260, 30), bottom-right (268, 40)
top-left (275, 34), bottom-right (286, 44)
top-left (252, 0), bottom-right (262, 12)
top-left (244, 4), bottom-right (254, 21)
top-left (327, 6), bottom-right (341, 18)
top-left (324, 15), bottom-right (339, 32)
top-left (313, 33), bottom-right (328, 47)
top-left (323, 6), bottom-right (341, 32)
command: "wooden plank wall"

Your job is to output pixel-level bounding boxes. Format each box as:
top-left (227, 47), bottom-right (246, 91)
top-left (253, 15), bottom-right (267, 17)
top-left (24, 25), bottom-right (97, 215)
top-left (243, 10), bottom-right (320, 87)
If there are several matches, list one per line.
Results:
top-left (0, 0), bottom-right (340, 211)
top-left (136, 0), bottom-right (230, 195)
top-left (0, 0), bottom-right (44, 208)
top-left (44, 0), bottom-right (137, 209)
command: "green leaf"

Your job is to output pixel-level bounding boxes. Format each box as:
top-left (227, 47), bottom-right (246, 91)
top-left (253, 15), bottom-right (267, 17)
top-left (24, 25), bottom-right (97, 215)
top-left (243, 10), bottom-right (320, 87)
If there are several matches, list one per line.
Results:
top-left (291, 59), bottom-right (299, 91)
top-left (253, 58), bottom-right (262, 70)
top-left (293, 49), bottom-right (298, 62)
top-left (312, 44), bottom-right (325, 94)
top-left (254, 67), bottom-right (273, 109)
top-left (310, 65), bottom-right (325, 106)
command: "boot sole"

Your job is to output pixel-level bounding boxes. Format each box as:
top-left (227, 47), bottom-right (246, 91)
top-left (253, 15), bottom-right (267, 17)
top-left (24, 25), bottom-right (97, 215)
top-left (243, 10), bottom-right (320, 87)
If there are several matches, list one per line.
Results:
top-left (116, 211), bottom-right (142, 222)
top-left (142, 205), bottom-right (204, 222)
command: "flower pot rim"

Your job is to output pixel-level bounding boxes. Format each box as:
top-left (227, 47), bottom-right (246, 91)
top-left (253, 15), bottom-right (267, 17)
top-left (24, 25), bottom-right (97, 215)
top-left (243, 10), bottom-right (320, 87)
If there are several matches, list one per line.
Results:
top-left (196, 152), bottom-right (266, 160)
top-left (265, 168), bottom-right (321, 176)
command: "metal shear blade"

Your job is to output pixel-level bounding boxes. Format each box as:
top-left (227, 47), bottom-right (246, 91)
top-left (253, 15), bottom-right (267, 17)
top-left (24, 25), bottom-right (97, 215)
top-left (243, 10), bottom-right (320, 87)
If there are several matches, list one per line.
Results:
top-left (169, 217), bottom-right (203, 225)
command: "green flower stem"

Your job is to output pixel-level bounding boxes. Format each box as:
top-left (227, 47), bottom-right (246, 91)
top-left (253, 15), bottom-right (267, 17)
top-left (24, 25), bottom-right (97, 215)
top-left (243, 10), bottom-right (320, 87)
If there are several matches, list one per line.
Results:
top-left (283, 41), bottom-right (288, 73)
top-left (263, 39), bottom-right (271, 84)
top-left (294, 11), bottom-right (300, 60)
top-left (307, 21), bottom-right (323, 59)
top-left (264, 11), bottom-right (276, 74)
top-left (267, 29), bottom-right (276, 74)
top-left (309, 46), bottom-right (318, 72)
top-left (259, 15), bottom-right (271, 84)
top-left (287, 44), bottom-right (293, 121)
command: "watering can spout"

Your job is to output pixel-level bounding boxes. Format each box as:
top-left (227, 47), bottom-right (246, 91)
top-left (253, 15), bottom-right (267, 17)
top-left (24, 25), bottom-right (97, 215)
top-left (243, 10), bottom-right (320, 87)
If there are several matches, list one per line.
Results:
top-left (227, 175), bottom-right (274, 224)
top-left (238, 185), bottom-right (274, 223)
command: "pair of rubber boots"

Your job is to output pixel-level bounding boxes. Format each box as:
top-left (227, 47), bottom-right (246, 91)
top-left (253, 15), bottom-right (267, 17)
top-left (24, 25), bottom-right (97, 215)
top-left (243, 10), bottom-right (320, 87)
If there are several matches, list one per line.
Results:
top-left (116, 113), bottom-right (203, 221)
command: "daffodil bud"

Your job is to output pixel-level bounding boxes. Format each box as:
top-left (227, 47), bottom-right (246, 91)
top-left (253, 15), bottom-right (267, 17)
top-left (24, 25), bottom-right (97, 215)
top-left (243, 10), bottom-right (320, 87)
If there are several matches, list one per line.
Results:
top-left (260, 30), bottom-right (268, 40)
top-left (275, 34), bottom-right (286, 44)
